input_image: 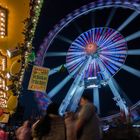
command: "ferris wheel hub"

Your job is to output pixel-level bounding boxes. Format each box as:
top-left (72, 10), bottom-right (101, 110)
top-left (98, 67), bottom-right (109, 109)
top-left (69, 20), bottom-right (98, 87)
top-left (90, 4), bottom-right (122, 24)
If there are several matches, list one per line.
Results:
top-left (85, 43), bottom-right (97, 55)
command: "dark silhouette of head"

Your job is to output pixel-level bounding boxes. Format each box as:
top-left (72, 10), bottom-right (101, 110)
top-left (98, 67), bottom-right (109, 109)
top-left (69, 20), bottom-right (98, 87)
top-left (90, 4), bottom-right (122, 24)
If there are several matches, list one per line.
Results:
top-left (33, 102), bottom-right (59, 138)
top-left (46, 102), bottom-right (59, 115)
top-left (81, 92), bottom-right (92, 102)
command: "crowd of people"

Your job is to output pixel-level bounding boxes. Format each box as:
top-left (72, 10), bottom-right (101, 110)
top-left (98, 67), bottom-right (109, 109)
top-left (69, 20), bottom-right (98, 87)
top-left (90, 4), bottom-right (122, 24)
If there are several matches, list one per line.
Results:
top-left (1, 92), bottom-right (139, 140)
top-left (14, 93), bottom-right (102, 140)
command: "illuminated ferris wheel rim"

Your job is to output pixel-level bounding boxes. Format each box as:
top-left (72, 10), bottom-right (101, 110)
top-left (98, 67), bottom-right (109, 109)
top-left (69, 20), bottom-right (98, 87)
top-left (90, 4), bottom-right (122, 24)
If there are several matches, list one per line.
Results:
top-left (35, 0), bottom-right (140, 66)
top-left (35, 1), bottom-right (140, 120)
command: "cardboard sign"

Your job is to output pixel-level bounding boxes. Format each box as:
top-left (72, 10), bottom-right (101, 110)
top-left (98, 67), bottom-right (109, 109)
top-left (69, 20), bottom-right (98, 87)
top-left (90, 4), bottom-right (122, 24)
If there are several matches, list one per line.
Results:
top-left (28, 66), bottom-right (50, 92)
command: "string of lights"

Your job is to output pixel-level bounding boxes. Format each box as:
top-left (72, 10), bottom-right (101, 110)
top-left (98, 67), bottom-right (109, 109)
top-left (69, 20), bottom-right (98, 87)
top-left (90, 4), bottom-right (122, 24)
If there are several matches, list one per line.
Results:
top-left (0, 6), bottom-right (8, 38)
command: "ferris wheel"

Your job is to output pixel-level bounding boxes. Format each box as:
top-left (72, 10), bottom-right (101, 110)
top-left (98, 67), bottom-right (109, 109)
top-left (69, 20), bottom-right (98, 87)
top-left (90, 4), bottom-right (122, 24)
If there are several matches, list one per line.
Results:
top-left (35, 0), bottom-right (140, 119)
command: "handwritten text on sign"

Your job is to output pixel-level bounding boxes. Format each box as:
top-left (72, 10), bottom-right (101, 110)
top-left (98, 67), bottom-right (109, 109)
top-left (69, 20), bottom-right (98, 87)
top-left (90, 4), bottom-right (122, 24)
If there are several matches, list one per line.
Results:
top-left (28, 66), bottom-right (50, 92)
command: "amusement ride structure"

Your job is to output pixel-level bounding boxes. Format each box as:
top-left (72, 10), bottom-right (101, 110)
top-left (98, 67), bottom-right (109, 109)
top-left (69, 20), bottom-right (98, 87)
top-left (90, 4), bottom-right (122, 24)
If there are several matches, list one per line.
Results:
top-left (35, 0), bottom-right (140, 121)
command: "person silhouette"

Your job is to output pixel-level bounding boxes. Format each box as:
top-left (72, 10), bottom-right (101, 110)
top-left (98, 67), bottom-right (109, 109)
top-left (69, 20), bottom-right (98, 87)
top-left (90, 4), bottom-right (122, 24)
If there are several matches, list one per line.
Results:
top-left (32, 102), bottom-right (66, 140)
top-left (75, 93), bottom-right (102, 140)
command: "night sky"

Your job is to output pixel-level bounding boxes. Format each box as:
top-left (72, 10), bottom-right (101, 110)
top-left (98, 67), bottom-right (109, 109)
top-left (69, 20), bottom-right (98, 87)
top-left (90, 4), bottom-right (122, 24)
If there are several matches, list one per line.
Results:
top-left (22, 0), bottom-right (140, 118)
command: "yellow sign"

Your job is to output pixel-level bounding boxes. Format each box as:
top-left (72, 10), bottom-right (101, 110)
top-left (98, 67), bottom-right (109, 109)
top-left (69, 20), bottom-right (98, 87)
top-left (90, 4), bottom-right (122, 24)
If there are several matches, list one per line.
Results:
top-left (28, 66), bottom-right (50, 92)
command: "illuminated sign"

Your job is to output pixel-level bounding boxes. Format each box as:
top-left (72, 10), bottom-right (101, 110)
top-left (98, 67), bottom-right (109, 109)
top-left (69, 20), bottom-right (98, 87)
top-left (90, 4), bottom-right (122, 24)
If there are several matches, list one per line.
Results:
top-left (0, 6), bottom-right (8, 38)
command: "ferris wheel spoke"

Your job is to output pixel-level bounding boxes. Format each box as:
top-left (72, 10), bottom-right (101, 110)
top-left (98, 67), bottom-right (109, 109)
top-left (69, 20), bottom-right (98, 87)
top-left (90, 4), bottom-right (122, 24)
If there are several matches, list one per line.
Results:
top-left (92, 29), bottom-right (95, 43)
top-left (127, 49), bottom-right (140, 55)
top-left (100, 54), bottom-right (123, 67)
top-left (94, 28), bottom-right (101, 42)
top-left (72, 22), bottom-right (83, 34)
top-left (111, 78), bottom-right (132, 106)
top-left (125, 31), bottom-right (140, 42)
top-left (69, 82), bottom-right (84, 112)
top-left (97, 28), bottom-right (108, 45)
top-left (73, 38), bottom-right (87, 48)
top-left (117, 11), bottom-right (139, 32)
top-left (75, 36), bottom-right (87, 46)
top-left (68, 61), bottom-right (84, 72)
top-left (49, 58), bottom-right (85, 77)
top-left (105, 7), bottom-right (117, 28)
top-left (49, 65), bottom-right (66, 76)
top-left (108, 79), bottom-right (128, 113)
top-left (48, 62), bottom-right (84, 98)
top-left (121, 64), bottom-right (140, 78)
top-left (67, 55), bottom-right (85, 66)
top-left (107, 61), bottom-right (119, 71)
top-left (45, 52), bottom-right (85, 57)
top-left (102, 61), bottom-right (116, 75)
top-left (67, 53), bottom-right (85, 60)
top-left (98, 32), bottom-right (117, 49)
top-left (72, 42), bottom-right (85, 49)
top-left (96, 58), bottom-right (110, 80)
top-left (93, 87), bottom-right (100, 114)
top-left (99, 30), bottom-right (140, 53)
top-left (93, 59), bottom-right (97, 76)
top-left (45, 52), bottom-right (67, 57)
top-left (59, 57), bottom-right (92, 116)
top-left (106, 55), bottom-right (125, 62)
top-left (91, 11), bottom-right (95, 28)
top-left (99, 56), bottom-right (117, 75)
top-left (81, 33), bottom-right (90, 45)
top-left (100, 38), bottom-right (125, 51)
top-left (56, 35), bottom-right (73, 44)
top-left (47, 75), bottom-right (72, 98)
top-left (101, 50), bottom-right (127, 55)
top-left (88, 30), bottom-right (94, 43)
top-left (49, 57), bottom-right (85, 76)
top-left (98, 58), bottom-right (128, 111)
